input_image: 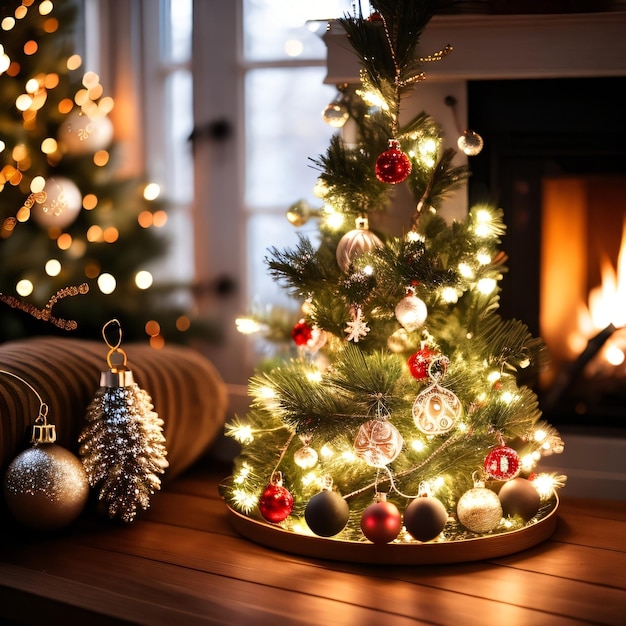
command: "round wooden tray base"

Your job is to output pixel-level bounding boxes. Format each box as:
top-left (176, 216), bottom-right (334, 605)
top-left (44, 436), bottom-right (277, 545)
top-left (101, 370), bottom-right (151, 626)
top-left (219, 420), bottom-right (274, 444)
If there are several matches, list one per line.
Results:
top-left (227, 496), bottom-right (559, 565)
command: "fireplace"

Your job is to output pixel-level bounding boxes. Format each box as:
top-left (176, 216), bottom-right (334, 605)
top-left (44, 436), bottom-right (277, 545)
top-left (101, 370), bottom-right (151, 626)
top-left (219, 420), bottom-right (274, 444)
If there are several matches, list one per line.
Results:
top-left (467, 76), bottom-right (626, 429)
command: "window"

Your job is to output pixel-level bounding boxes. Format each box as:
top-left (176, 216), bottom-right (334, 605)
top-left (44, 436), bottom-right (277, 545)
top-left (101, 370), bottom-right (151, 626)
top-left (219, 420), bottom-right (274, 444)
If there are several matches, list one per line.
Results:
top-left (242, 1), bottom-right (356, 310)
top-left (89, 1), bottom-right (358, 390)
top-left (191, 0), bottom-right (358, 392)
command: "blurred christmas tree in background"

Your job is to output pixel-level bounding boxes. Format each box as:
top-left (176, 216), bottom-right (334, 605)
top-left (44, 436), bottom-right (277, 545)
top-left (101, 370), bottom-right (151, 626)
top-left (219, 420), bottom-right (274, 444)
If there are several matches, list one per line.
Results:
top-left (223, 0), bottom-right (566, 548)
top-left (0, 0), bottom-right (212, 345)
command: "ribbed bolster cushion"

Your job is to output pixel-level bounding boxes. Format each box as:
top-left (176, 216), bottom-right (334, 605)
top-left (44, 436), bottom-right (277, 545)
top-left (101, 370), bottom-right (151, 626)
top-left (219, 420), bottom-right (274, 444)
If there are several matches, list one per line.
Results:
top-left (0, 337), bottom-right (228, 480)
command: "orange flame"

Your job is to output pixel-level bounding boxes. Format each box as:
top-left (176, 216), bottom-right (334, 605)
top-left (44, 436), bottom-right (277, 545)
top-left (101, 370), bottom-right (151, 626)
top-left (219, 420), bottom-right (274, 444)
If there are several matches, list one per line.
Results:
top-left (571, 219), bottom-right (626, 368)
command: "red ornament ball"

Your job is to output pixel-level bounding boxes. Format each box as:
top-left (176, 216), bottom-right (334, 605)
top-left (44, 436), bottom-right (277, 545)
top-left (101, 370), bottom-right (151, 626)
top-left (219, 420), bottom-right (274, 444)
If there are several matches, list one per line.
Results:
top-left (407, 346), bottom-right (436, 380)
top-left (403, 496), bottom-right (448, 542)
top-left (498, 477), bottom-right (541, 522)
top-left (484, 446), bottom-right (521, 481)
top-left (360, 499), bottom-right (402, 544)
top-left (305, 490), bottom-right (350, 537)
top-left (375, 140), bottom-right (412, 184)
top-left (258, 482), bottom-right (294, 523)
top-left (292, 319), bottom-right (313, 346)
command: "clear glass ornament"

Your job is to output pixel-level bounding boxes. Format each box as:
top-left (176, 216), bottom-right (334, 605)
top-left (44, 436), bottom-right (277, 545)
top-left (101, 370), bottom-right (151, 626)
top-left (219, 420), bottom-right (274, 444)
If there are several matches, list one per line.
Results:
top-left (322, 102), bottom-right (349, 128)
top-left (294, 445), bottom-right (318, 469)
top-left (457, 130), bottom-right (484, 156)
top-left (354, 419), bottom-right (403, 467)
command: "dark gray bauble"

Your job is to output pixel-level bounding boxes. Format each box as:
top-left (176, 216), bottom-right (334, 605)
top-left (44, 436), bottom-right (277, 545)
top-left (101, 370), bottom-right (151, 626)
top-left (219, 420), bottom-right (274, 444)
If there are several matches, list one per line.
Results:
top-left (498, 477), bottom-right (541, 522)
top-left (403, 496), bottom-right (448, 542)
top-left (304, 490), bottom-right (350, 537)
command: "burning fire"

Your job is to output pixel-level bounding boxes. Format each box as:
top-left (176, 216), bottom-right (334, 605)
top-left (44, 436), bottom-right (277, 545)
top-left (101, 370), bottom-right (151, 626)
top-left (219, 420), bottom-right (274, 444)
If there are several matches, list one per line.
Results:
top-left (570, 219), bottom-right (626, 370)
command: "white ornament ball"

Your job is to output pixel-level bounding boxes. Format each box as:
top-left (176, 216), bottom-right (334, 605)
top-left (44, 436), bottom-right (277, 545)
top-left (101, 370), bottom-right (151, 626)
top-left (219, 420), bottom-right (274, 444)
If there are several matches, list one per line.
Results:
top-left (395, 294), bottom-right (427, 332)
top-left (456, 486), bottom-right (502, 533)
top-left (32, 177), bottom-right (83, 229)
top-left (58, 109), bottom-right (114, 155)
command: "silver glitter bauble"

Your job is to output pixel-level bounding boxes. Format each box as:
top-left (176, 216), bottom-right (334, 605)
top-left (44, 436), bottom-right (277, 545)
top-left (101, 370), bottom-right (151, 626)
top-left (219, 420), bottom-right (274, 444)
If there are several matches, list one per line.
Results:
top-left (3, 443), bottom-right (90, 530)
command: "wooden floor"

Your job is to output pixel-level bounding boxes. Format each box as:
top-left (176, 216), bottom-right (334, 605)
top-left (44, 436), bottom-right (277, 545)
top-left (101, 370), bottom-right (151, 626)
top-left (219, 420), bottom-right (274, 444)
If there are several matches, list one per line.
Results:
top-left (0, 458), bottom-right (624, 626)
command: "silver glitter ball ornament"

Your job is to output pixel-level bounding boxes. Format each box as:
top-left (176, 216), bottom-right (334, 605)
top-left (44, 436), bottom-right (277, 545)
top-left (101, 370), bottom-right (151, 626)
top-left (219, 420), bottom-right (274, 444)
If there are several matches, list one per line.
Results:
top-left (3, 443), bottom-right (90, 530)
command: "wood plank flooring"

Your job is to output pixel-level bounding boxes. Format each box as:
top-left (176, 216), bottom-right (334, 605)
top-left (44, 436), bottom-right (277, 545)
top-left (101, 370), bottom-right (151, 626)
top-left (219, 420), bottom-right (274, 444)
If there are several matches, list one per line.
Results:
top-left (0, 458), bottom-right (624, 625)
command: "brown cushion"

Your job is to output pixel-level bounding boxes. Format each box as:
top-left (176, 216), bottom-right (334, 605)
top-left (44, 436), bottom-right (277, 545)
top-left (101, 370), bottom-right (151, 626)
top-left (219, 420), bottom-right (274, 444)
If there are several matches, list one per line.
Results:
top-left (0, 337), bottom-right (228, 481)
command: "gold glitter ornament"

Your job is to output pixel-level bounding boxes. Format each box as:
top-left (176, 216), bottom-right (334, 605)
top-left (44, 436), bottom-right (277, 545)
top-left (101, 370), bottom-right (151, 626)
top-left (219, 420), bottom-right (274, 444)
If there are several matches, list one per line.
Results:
top-left (456, 476), bottom-right (502, 534)
top-left (1, 370), bottom-right (89, 531)
top-left (78, 320), bottom-right (168, 523)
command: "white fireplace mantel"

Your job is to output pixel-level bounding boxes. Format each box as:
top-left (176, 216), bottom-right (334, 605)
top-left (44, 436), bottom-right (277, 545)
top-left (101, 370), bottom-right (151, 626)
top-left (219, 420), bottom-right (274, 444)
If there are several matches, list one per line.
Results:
top-left (324, 11), bottom-right (626, 83)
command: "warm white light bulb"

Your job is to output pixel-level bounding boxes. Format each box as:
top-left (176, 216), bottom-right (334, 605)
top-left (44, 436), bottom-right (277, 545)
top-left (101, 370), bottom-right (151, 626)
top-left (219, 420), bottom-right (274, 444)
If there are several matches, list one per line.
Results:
top-left (16, 94), bottom-right (33, 111)
top-left (16, 279), bottom-right (33, 296)
top-left (477, 277), bottom-right (497, 295)
top-left (45, 259), bottom-right (61, 276)
top-left (143, 183), bottom-right (161, 201)
top-left (284, 39), bottom-right (303, 57)
top-left (441, 286), bottom-right (458, 303)
top-left (324, 207), bottom-right (344, 230)
top-left (97, 272), bottom-right (116, 294)
top-left (476, 251), bottom-right (491, 265)
top-left (458, 262), bottom-right (474, 279)
top-left (135, 270), bottom-right (153, 290)
top-left (235, 317), bottom-right (263, 335)
top-left (306, 370), bottom-right (322, 383)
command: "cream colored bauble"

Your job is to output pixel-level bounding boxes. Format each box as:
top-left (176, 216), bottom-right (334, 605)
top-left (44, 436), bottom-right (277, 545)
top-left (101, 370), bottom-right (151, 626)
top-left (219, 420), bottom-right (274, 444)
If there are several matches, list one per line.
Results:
top-left (32, 177), bottom-right (83, 229)
top-left (336, 217), bottom-right (383, 273)
top-left (58, 109), bottom-right (114, 155)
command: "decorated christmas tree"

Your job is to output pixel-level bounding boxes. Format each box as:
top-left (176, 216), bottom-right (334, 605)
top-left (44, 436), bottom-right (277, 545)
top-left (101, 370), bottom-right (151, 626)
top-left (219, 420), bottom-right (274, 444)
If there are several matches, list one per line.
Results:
top-left (223, 1), bottom-right (566, 551)
top-left (0, 0), bottom-right (207, 344)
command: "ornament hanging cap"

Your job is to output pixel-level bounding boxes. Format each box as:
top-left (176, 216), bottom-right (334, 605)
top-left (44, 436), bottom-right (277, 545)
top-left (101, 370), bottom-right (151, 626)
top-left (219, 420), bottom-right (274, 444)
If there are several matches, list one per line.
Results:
top-left (32, 402), bottom-right (56, 444)
top-left (100, 318), bottom-right (134, 387)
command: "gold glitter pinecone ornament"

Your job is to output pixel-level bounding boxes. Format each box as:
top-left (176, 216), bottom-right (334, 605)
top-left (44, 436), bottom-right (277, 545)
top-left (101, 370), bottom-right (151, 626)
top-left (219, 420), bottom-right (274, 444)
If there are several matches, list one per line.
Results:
top-left (78, 320), bottom-right (168, 522)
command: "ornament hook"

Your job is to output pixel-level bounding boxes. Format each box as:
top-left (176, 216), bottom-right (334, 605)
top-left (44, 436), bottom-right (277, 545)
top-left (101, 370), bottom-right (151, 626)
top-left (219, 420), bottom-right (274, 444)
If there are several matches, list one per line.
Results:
top-left (102, 318), bottom-right (128, 369)
top-left (102, 318), bottom-right (123, 350)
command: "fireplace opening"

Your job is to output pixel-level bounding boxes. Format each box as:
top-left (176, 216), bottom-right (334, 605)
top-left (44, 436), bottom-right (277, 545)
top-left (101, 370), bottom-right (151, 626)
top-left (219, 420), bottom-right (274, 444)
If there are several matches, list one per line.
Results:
top-left (467, 76), bottom-right (626, 429)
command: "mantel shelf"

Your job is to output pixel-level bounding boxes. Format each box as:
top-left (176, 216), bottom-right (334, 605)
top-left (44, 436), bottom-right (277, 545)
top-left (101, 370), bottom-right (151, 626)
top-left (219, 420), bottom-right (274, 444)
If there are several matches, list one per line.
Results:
top-left (324, 12), bottom-right (626, 83)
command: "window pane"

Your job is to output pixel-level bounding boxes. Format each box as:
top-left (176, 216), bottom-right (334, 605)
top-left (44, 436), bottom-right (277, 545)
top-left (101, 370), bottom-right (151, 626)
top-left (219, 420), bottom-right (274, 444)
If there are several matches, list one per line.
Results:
top-left (247, 213), bottom-right (320, 309)
top-left (162, 0), bottom-right (192, 63)
top-left (245, 67), bottom-right (339, 209)
top-left (165, 70), bottom-right (194, 203)
top-left (243, 0), bottom-right (356, 61)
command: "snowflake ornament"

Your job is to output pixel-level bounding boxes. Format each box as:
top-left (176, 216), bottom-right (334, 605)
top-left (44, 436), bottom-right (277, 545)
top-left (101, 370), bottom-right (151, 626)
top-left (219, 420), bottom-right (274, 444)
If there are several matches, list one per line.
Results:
top-left (344, 307), bottom-right (370, 342)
